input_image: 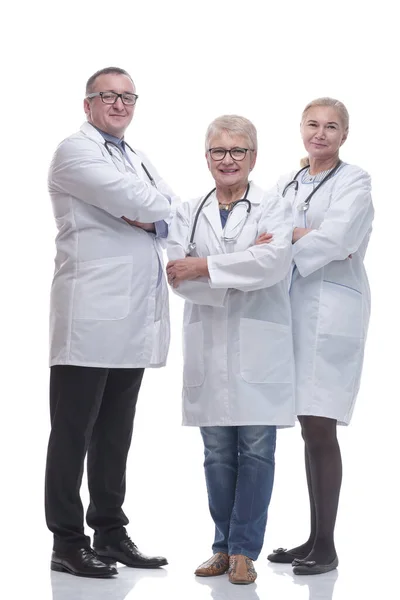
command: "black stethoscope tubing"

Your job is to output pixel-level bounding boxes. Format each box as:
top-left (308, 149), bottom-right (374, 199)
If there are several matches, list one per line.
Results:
top-left (104, 140), bottom-right (157, 187)
top-left (188, 182), bottom-right (251, 249)
top-left (282, 161), bottom-right (343, 210)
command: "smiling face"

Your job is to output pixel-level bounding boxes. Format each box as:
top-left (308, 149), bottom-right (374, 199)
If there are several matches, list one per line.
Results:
top-left (84, 73), bottom-right (136, 138)
top-left (301, 105), bottom-right (348, 161)
top-left (206, 130), bottom-right (257, 190)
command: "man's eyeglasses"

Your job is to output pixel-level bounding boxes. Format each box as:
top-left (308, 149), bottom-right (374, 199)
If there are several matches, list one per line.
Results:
top-left (86, 91), bottom-right (139, 106)
top-left (208, 147), bottom-right (253, 161)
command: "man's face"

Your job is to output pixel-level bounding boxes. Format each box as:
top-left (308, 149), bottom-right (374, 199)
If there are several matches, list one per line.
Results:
top-left (84, 73), bottom-right (136, 138)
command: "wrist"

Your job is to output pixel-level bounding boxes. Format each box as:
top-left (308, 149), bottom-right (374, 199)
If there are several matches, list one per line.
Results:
top-left (199, 258), bottom-right (209, 277)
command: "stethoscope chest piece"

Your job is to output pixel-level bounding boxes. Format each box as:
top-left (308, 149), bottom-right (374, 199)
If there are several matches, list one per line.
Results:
top-left (285, 161), bottom-right (343, 214)
top-left (297, 201), bottom-right (309, 213)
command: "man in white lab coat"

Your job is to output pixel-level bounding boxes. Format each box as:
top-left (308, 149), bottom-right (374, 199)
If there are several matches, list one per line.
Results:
top-left (45, 67), bottom-right (176, 578)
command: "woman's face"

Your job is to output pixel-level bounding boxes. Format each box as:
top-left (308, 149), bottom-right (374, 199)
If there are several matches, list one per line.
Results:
top-left (301, 106), bottom-right (347, 161)
top-left (206, 130), bottom-right (257, 189)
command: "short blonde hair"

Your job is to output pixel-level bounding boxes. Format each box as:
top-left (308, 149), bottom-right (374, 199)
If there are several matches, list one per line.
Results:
top-left (300, 97), bottom-right (349, 167)
top-left (205, 115), bottom-right (258, 152)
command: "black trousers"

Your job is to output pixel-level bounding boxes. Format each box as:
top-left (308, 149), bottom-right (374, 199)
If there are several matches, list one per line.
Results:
top-left (45, 365), bottom-right (144, 552)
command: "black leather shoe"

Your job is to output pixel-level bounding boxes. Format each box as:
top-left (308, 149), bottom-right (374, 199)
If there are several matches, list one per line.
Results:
top-left (51, 547), bottom-right (118, 578)
top-left (94, 537), bottom-right (167, 568)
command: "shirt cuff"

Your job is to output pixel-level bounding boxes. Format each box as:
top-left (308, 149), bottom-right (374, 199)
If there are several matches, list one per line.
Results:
top-left (154, 220), bottom-right (169, 238)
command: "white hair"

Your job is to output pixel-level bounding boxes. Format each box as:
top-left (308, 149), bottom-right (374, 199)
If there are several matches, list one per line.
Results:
top-left (205, 115), bottom-right (258, 152)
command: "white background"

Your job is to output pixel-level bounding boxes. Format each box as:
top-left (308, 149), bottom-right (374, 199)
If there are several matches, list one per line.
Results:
top-left (1, 1), bottom-right (399, 598)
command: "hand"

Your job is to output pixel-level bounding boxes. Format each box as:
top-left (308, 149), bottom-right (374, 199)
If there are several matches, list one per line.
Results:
top-left (255, 232), bottom-right (273, 245)
top-left (135, 221), bottom-right (156, 232)
top-left (166, 257), bottom-right (208, 288)
top-left (292, 227), bottom-right (312, 243)
top-left (122, 217), bottom-right (156, 232)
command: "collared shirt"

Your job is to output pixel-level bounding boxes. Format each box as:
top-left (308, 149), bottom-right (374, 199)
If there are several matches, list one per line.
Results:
top-left (219, 208), bottom-right (229, 229)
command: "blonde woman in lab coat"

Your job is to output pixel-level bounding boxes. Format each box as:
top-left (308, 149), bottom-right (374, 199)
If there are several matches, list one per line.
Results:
top-left (266, 98), bottom-right (374, 575)
top-left (166, 115), bottom-right (295, 585)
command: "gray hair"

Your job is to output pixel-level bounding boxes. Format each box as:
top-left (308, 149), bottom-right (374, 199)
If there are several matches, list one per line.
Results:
top-left (300, 97), bottom-right (349, 167)
top-left (85, 67), bottom-right (134, 95)
top-left (205, 115), bottom-right (258, 152)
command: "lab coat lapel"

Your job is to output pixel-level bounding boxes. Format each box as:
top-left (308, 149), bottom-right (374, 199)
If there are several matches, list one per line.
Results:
top-left (247, 181), bottom-right (263, 207)
top-left (80, 122), bottom-right (135, 175)
top-left (80, 121), bottom-right (104, 143)
top-left (202, 194), bottom-right (224, 249)
top-left (124, 147), bottom-right (142, 177)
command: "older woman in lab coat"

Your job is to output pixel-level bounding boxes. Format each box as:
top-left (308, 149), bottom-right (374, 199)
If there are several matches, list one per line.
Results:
top-left (266, 98), bottom-right (374, 575)
top-left (166, 115), bottom-right (295, 585)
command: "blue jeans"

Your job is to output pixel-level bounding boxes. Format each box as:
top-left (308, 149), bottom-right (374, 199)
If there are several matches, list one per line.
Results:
top-left (200, 426), bottom-right (276, 560)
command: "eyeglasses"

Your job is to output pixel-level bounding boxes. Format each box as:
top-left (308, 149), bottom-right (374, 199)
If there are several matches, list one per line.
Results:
top-left (208, 147), bottom-right (253, 161)
top-left (86, 91), bottom-right (139, 106)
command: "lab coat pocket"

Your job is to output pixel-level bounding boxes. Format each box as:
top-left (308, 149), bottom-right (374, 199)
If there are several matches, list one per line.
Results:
top-left (319, 281), bottom-right (363, 338)
top-left (317, 281), bottom-right (364, 400)
top-left (315, 333), bottom-right (363, 400)
top-left (73, 257), bottom-right (133, 321)
top-left (183, 322), bottom-right (205, 387)
top-left (240, 318), bottom-right (292, 384)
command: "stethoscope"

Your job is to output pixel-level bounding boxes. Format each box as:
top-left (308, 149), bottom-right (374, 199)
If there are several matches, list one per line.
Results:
top-left (188, 183), bottom-right (251, 253)
top-left (282, 160), bottom-right (343, 212)
top-left (104, 140), bottom-right (157, 187)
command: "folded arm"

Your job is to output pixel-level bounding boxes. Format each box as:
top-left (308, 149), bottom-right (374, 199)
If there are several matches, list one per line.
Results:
top-left (166, 205), bottom-right (227, 307)
top-left (207, 192), bottom-right (293, 292)
top-left (292, 169), bottom-right (374, 277)
top-left (166, 192), bottom-right (293, 300)
top-left (49, 138), bottom-right (171, 222)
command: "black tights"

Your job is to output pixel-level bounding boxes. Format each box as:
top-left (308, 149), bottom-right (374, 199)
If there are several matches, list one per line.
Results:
top-left (289, 416), bottom-right (342, 564)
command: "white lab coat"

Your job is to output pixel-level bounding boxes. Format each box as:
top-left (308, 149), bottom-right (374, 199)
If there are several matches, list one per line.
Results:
top-left (276, 163), bottom-right (374, 425)
top-left (167, 183), bottom-right (296, 427)
top-left (49, 122), bottom-right (178, 368)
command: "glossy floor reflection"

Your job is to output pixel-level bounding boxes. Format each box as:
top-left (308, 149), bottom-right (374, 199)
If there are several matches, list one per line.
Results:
top-left (4, 297), bottom-right (398, 599)
top-left (197, 568), bottom-right (339, 600)
top-left (44, 558), bottom-right (393, 600)
top-left (48, 564), bottom-right (342, 600)
top-left (50, 566), bottom-right (167, 600)
top-left (267, 563), bottom-right (339, 600)
top-left (38, 548), bottom-right (393, 600)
